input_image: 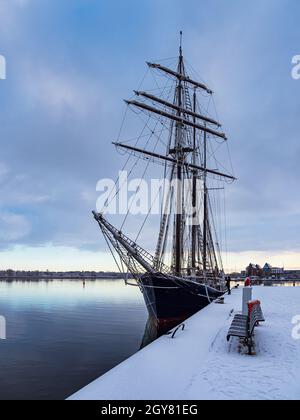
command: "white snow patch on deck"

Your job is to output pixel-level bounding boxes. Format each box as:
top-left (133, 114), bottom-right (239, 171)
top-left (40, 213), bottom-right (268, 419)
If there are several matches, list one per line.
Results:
top-left (69, 287), bottom-right (300, 400)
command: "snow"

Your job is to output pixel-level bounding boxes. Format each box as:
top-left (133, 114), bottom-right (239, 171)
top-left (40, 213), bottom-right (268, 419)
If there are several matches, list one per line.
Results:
top-left (69, 287), bottom-right (300, 401)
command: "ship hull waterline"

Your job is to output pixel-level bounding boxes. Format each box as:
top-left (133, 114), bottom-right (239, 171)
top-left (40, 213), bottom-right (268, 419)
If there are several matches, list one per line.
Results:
top-left (139, 273), bottom-right (224, 329)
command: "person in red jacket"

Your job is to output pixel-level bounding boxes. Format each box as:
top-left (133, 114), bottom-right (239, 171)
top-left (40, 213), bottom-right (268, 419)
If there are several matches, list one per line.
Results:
top-left (245, 277), bottom-right (251, 287)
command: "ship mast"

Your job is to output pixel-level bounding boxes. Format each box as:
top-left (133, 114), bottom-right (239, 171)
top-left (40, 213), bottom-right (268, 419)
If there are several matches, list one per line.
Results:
top-left (191, 88), bottom-right (197, 273)
top-left (174, 32), bottom-right (184, 275)
top-left (106, 34), bottom-right (236, 280)
top-left (203, 129), bottom-right (208, 273)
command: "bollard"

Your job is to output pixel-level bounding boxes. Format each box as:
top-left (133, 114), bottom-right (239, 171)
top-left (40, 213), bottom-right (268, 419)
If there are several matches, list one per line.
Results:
top-left (242, 287), bottom-right (252, 315)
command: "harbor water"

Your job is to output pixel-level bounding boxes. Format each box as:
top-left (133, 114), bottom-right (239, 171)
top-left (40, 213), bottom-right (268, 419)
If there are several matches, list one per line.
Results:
top-left (0, 279), bottom-right (147, 400)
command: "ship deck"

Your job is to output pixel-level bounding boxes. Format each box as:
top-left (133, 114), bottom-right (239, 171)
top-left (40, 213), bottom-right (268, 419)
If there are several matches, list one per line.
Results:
top-left (69, 286), bottom-right (300, 400)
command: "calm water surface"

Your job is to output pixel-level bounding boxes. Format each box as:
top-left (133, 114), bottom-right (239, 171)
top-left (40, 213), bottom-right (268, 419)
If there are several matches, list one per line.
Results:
top-left (0, 279), bottom-right (147, 400)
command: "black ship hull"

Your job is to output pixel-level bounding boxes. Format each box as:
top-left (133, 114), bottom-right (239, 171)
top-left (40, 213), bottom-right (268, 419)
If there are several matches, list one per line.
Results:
top-left (139, 273), bottom-right (224, 328)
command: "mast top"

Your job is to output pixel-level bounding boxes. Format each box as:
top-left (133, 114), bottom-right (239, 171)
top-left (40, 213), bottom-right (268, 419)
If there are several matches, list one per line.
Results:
top-left (179, 31), bottom-right (183, 57)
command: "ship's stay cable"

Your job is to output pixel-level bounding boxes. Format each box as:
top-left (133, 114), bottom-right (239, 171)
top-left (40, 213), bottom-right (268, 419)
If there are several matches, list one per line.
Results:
top-left (212, 94), bottom-right (236, 182)
top-left (106, 106), bottom-right (173, 212)
top-left (100, 105), bottom-right (130, 212)
top-left (135, 165), bottom-right (173, 244)
top-left (182, 164), bottom-right (194, 270)
top-left (130, 108), bottom-right (171, 150)
top-left (208, 194), bottom-right (223, 272)
top-left (181, 59), bottom-right (212, 98)
top-left (101, 227), bottom-right (124, 275)
top-left (223, 188), bottom-right (229, 272)
top-left (121, 110), bottom-right (171, 230)
top-left (119, 102), bottom-right (171, 231)
top-left (120, 135), bottom-right (160, 231)
top-left (119, 75), bottom-right (177, 232)
top-left (101, 68), bottom-right (151, 212)
top-left (118, 127), bottom-right (169, 145)
top-left (211, 95), bottom-right (220, 126)
top-left (101, 113), bottom-right (152, 212)
top-left (129, 86), bottom-right (177, 150)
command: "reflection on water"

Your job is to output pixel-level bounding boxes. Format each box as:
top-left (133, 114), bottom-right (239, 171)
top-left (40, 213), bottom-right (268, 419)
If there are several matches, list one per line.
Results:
top-left (0, 279), bottom-right (147, 400)
top-left (272, 281), bottom-right (300, 287)
top-left (140, 317), bottom-right (172, 349)
top-left (231, 280), bottom-right (300, 288)
top-left (2, 278), bottom-right (298, 400)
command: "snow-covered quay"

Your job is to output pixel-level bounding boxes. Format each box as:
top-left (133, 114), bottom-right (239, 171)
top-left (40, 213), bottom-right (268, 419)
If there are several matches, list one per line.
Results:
top-left (69, 287), bottom-right (300, 400)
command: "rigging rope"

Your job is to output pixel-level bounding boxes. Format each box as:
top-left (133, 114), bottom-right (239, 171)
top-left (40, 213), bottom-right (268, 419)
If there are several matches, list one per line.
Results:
top-left (120, 118), bottom-right (165, 231)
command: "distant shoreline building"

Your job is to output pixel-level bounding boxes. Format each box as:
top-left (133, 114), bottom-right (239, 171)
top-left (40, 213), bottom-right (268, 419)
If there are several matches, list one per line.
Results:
top-left (246, 263), bottom-right (262, 277)
top-left (262, 263), bottom-right (284, 278)
top-left (0, 270), bottom-right (131, 280)
top-left (246, 262), bottom-right (284, 279)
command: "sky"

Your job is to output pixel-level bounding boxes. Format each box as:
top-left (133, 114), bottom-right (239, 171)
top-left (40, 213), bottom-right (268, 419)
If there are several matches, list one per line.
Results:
top-left (0, 0), bottom-right (300, 272)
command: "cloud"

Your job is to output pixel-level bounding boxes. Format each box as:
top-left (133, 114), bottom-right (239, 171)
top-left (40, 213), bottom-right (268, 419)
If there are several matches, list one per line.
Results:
top-left (0, 162), bottom-right (9, 178)
top-left (0, 0), bottom-right (299, 270)
top-left (0, 164), bottom-right (52, 206)
top-left (0, 211), bottom-right (31, 242)
top-left (21, 65), bottom-right (96, 116)
top-left (0, 0), bottom-right (29, 39)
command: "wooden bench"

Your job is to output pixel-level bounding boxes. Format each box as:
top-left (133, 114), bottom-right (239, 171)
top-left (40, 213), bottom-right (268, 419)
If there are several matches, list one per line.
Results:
top-left (227, 301), bottom-right (265, 355)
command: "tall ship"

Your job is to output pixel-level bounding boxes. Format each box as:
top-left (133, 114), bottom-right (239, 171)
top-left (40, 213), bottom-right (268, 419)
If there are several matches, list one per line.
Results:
top-left (93, 34), bottom-right (236, 327)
